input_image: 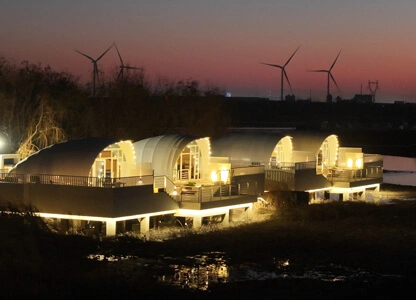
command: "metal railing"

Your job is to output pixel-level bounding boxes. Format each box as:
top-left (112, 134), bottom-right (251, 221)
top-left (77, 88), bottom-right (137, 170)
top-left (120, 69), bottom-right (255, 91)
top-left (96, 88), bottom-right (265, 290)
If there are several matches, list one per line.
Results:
top-left (268, 162), bottom-right (296, 170)
top-left (0, 172), bottom-right (259, 204)
top-left (0, 173), bottom-right (154, 188)
top-left (265, 161), bottom-right (316, 171)
top-left (154, 175), bottom-right (178, 194)
top-left (232, 165), bottom-right (265, 176)
top-left (173, 180), bottom-right (259, 203)
top-left (324, 166), bottom-right (383, 182)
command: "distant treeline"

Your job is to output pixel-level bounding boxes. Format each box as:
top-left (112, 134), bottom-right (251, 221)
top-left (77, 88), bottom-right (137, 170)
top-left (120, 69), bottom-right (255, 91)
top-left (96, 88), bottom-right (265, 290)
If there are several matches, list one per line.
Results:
top-left (0, 57), bottom-right (414, 158)
top-left (222, 97), bottom-right (416, 131)
top-left (0, 58), bottom-right (230, 158)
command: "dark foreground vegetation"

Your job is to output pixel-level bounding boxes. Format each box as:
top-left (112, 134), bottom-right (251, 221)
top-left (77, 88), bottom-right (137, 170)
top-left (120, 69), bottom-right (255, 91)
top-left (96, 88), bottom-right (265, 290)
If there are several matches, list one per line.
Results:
top-left (1, 185), bottom-right (416, 298)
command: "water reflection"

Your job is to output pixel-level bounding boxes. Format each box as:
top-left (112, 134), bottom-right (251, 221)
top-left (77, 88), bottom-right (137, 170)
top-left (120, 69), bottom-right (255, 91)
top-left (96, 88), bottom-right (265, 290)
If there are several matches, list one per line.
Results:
top-left (158, 252), bottom-right (229, 290)
top-left (88, 252), bottom-right (404, 291)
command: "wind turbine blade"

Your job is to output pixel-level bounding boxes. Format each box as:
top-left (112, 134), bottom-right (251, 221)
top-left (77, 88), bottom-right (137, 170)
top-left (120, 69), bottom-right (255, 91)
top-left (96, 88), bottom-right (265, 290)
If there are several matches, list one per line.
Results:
top-left (114, 43), bottom-right (124, 66)
top-left (261, 62), bottom-right (283, 69)
top-left (308, 69), bottom-right (328, 73)
top-left (330, 49), bottom-right (342, 71)
top-left (74, 50), bottom-right (94, 61)
top-left (329, 72), bottom-right (340, 91)
top-left (284, 45), bottom-right (301, 67)
top-left (96, 43), bottom-right (114, 62)
top-left (283, 69), bottom-right (292, 92)
top-left (125, 66), bottom-right (141, 70)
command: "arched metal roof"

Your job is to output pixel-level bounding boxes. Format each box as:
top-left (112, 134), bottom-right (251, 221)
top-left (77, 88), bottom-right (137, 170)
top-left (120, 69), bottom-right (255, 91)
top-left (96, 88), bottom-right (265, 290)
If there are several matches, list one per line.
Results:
top-left (10, 137), bottom-right (120, 176)
top-left (133, 134), bottom-right (201, 177)
top-left (210, 133), bottom-right (288, 165)
top-left (211, 131), bottom-right (339, 165)
top-left (286, 131), bottom-right (334, 154)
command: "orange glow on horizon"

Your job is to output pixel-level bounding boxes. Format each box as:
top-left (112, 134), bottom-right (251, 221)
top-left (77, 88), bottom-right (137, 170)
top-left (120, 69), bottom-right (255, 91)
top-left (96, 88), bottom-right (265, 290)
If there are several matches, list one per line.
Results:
top-left (3, 2), bottom-right (416, 103)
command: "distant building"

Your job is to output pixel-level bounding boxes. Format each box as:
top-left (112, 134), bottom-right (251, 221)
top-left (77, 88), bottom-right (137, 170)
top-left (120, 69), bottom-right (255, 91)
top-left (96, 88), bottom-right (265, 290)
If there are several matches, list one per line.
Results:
top-left (352, 94), bottom-right (373, 104)
top-left (0, 154), bottom-right (20, 172)
top-left (285, 94), bottom-right (296, 102)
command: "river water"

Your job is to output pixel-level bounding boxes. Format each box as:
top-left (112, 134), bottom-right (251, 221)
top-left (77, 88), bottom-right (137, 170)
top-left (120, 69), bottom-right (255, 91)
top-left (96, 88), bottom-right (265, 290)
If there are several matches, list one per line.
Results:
top-left (87, 251), bottom-right (405, 292)
top-left (383, 172), bottom-right (416, 186)
top-left (87, 187), bottom-right (414, 292)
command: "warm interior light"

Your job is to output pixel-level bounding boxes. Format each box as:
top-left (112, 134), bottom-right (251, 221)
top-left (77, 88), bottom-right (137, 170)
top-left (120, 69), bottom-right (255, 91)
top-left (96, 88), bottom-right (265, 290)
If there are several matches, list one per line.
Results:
top-left (355, 158), bottom-right (363, 168)
top-left (172, 186), bottom-right (178, 196)
top-left (347, 159), bottom-right (353, 168)
top-left (220, 169), bottom-right (229, 183)
top-left (211, 171), bottom-right (218, 182)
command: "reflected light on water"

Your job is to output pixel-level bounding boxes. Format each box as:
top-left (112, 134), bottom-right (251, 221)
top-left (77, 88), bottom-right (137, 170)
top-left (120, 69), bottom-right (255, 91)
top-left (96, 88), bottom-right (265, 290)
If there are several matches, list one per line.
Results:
top-left (157, 252), bottom-right (229, 290)
top-left (87, 252), bottom-right (405, 292)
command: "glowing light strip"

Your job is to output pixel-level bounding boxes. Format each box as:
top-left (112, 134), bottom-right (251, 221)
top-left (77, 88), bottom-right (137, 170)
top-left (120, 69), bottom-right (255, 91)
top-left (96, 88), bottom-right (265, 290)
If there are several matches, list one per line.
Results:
top-left (305, 187), bottom-right (332, 193)
top-left (35, 210), bottom-right (178, 222)
top-left (306, 183), bottom-right (380, 194)
top-left (330, 183), bottom-right (380, 194)
top-left (35, 213), bottom-right (108, 222)
top-left (113, 210), bottom-right (177, 222)
top-left (175, 203), bottom-right (252, 217)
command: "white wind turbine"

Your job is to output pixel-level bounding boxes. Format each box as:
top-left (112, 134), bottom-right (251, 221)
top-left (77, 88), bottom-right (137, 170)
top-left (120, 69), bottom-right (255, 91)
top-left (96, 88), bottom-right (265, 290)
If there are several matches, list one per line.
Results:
top-left (75, 43), bottom-right (114, 97)
top-left (261, 45), bottom-right (301, 101)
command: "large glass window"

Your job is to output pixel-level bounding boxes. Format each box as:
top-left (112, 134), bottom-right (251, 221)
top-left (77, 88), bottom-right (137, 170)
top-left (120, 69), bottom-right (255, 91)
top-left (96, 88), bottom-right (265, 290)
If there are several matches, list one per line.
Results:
top-left (175, 142), bottom-right (201, 181)
top-left (90, 145), bottom-right (124, 179)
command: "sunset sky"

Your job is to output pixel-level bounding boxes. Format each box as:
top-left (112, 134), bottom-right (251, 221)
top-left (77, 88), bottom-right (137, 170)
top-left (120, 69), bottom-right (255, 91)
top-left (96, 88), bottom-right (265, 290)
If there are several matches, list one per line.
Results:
top-left (2, 1), bottom-right (416, 103)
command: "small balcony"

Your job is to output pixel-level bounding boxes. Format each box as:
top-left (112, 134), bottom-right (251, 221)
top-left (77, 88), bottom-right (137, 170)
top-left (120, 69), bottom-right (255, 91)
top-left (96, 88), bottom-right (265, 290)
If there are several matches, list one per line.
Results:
top-left (324, 165), bottom-right (383, 188)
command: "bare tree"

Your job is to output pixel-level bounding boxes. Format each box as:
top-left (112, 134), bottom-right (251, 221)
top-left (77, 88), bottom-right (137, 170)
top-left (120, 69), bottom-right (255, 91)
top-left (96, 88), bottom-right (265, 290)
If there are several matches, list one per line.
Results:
top-left (17, 95), bottom-right (66, 159)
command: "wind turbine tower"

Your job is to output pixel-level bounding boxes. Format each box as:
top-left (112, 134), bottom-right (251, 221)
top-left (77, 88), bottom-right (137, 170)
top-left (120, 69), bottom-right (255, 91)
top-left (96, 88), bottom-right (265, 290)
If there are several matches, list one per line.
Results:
top-left (261, 45), bottom-right (300, 101)
top-left (368, 80), bottom-right (379, 103)
top-left (309, 49), bottom-right (342, 103)
top-left (75, 43), bottom-right (114, 97)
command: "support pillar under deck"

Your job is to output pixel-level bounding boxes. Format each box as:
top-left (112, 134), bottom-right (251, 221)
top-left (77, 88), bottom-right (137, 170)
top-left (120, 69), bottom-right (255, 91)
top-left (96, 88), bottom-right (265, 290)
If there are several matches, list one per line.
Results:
top-left (193, 216), bottom-right (202, 229)
top-left (139, 216), bottom-right (150, 234)
top-left (222, 210), bottom-right (229, 227)
top-left (106, 220), bottom-right (116, 236)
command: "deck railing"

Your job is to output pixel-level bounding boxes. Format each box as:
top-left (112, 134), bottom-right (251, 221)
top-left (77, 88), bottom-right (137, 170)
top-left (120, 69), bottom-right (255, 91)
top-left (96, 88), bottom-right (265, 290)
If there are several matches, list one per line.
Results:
top-left (172, 180), bottom-right (259, 203)
top-left (0, 173), bottom-right (259, 202)
top-left (0, 173), bottom-right (154, 188)
top-left (324, 166), bottom-right (383, 182)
